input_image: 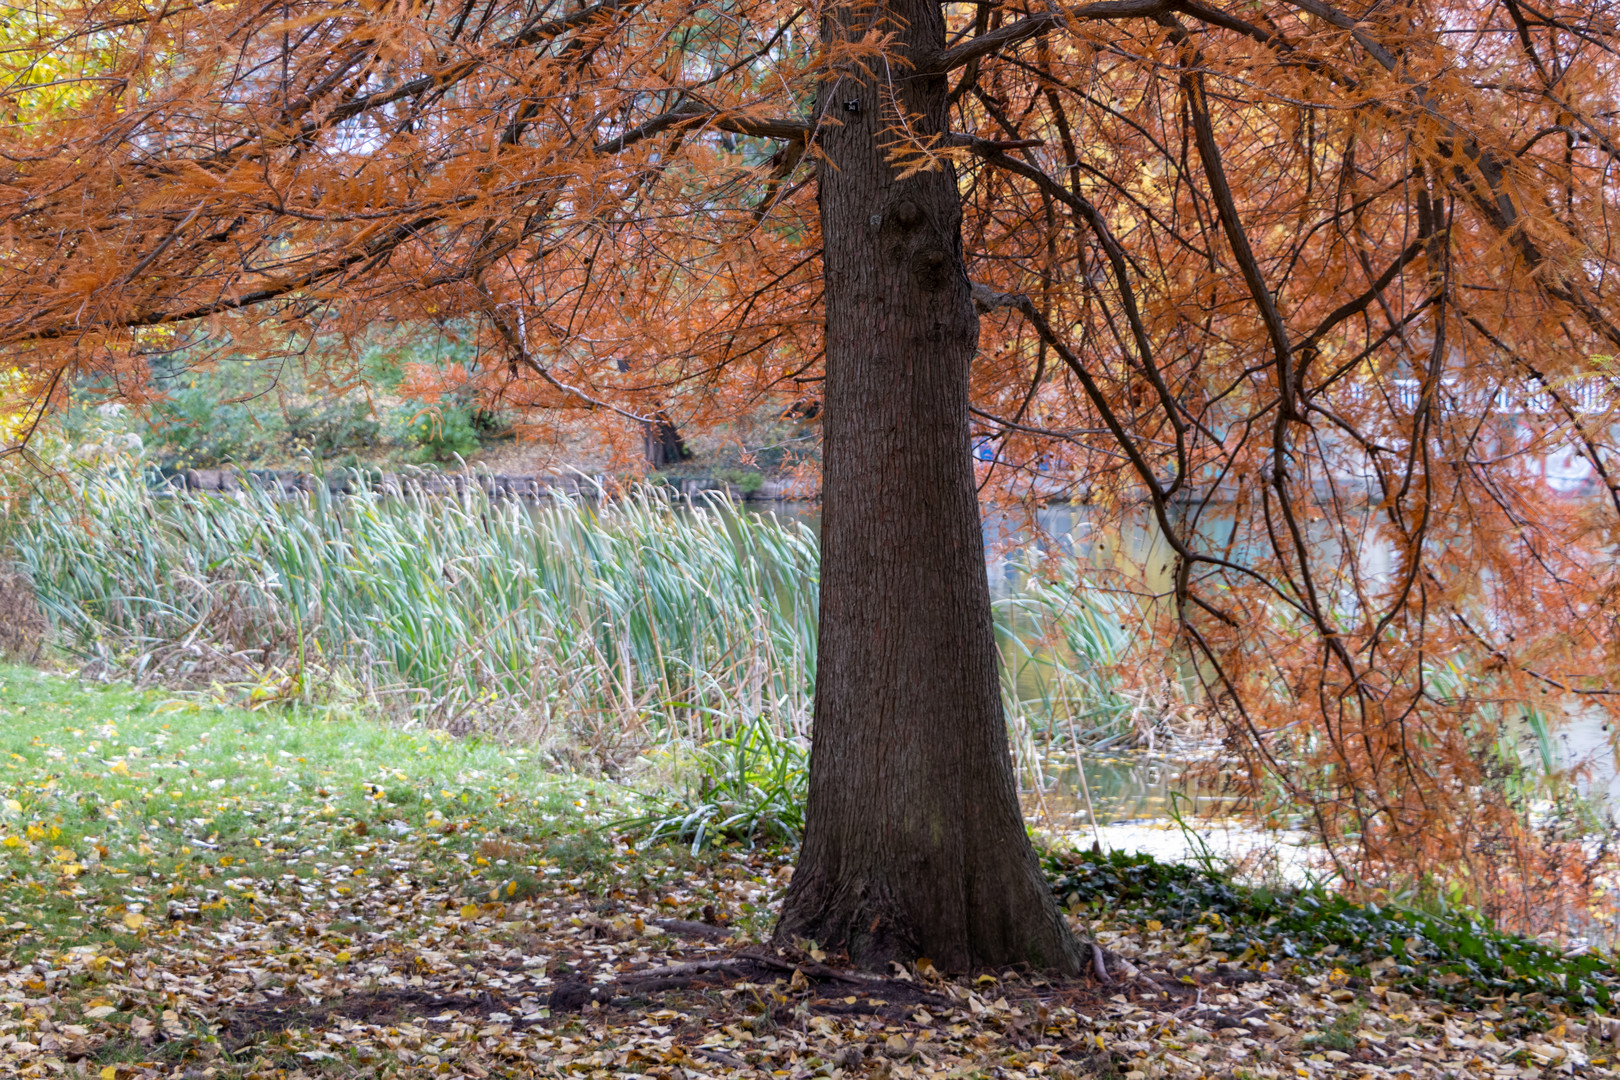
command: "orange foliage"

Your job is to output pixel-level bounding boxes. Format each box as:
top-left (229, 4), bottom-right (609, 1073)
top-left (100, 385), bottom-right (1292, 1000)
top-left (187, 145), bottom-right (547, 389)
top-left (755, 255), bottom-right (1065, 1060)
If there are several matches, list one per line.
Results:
top-left (3, 0), bottom-right (1620, 921)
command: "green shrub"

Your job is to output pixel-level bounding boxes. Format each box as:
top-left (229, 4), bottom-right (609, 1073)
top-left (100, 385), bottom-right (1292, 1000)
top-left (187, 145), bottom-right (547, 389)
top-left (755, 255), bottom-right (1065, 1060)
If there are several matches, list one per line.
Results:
top-left (120, 331), bottom-right (492, 468)
top-left (716, 468), bottom-right (767, 494)
top-left (617, 718), bottom-right (808, 852)
top-left (147, 388), bottom-right (284, 466)
top-left (286, 400), bottom-right (382, 458)
top-left (399, 402), bottom-right (483, 461)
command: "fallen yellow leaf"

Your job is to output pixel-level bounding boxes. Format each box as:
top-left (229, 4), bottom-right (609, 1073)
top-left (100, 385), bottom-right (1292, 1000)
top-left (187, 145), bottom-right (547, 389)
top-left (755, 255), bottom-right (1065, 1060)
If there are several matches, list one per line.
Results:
top-left (460, 903), bottom-right (480, 919)
top-left (121, 911), bottom-right (147, 930)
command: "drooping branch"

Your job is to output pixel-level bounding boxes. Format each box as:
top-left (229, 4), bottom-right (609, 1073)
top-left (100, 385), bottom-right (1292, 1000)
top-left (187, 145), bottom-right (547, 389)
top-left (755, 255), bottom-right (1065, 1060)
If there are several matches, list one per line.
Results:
top-left (953, 133), bottom-right (1195, 480)
top-left (1279, 0), bottom-right (1620, 349)
top-left (1161, 14), bottom-right (1298, 419)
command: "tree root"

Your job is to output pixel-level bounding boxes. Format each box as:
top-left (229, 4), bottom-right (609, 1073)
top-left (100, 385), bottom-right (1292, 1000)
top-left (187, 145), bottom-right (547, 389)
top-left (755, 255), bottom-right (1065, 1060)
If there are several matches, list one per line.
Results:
top-left (548, 936), bottom-right (1137, 1014)
top-left (1091, 943), bottom-right (1112, 984)
top-left (547, 947), bottom-right (945, 1013)
top-left (651, 917), bottom-right (732, 942)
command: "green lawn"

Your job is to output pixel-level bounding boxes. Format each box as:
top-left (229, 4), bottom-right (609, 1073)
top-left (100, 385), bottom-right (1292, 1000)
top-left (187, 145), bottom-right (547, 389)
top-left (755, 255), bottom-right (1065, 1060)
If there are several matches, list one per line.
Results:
top-left (0, 663), bottom-right (638, 968)
top-left (0, 665), bottom-right (794, 1078)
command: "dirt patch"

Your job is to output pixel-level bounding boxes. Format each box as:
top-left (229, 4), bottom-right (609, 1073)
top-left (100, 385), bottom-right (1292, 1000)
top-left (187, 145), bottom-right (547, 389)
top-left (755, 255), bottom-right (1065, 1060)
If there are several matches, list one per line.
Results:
top-left (219, 988), bottom-right (521, 1048)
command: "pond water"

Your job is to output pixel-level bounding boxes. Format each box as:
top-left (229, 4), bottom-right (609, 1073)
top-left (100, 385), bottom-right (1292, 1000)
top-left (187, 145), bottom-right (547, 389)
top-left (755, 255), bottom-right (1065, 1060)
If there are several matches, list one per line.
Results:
top-left (737, 498), bottom-right (1276, 857)
top-left (740, 496), bottom-right (1620, 884)
top-left (1018, 748), bottom-right (1323, 882)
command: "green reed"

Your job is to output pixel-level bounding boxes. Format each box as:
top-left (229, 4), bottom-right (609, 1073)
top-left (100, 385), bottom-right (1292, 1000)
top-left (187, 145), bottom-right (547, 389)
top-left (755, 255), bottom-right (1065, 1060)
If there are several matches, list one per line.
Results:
top-left (5, 467), bottom-right (1130, 759)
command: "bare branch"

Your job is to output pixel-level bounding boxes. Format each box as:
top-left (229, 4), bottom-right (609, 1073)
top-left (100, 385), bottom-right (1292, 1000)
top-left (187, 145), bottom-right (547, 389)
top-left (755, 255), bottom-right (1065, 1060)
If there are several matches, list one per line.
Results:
top-left (920, 0), bottom-right (1169, 74)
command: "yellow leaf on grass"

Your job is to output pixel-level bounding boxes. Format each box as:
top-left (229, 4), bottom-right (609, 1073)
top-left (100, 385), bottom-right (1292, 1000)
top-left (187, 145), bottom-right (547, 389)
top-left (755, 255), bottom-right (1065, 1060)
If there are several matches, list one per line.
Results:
top-left (1146, 920), bottom-right (1163, 932)
top-left (460, 904), bottom-right (480, 919)
top-left (108, 760), bottom-right (129, 776)
top-left (334, 951), bottom-right (351, 963)
top-left (121, 911), bottom-right (147, 930)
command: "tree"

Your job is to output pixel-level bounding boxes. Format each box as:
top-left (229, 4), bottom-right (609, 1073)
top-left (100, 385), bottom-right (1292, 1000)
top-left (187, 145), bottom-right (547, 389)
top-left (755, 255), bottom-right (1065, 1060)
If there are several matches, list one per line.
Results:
top-left (3, 0), bottom-right (1620, 955)
top-left (772, 0), bottom-right (1083, 972)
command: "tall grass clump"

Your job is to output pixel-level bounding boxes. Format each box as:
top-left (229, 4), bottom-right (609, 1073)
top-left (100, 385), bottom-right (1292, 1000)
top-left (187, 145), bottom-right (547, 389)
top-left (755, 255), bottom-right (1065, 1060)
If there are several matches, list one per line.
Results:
top-left (998, 569), bottom-right (1135, 735)
top-left (619, 716), bottom-right (809, 852)
top-left (4, 466), bottom-right (1136, 777)
top-left (7, 467), bottom-right (818, 753)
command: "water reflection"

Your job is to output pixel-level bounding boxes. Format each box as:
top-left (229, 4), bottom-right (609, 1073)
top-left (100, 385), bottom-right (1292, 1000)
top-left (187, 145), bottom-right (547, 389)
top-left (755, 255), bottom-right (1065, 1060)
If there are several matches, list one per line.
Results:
top-left (1034, 754), bottom-right (1228, 825)
top-left (742, 498), bottom-right (1617, 887)
top-left (1022, 750), bottom-right (1324, 881)
top-left (742, 497), bottom-right (1226, 835)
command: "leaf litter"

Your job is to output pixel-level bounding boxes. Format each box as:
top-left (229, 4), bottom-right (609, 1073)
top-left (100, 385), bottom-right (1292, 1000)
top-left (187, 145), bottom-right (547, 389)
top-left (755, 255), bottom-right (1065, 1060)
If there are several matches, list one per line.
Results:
top-left (0, 666), bottom-right (1616, 1079)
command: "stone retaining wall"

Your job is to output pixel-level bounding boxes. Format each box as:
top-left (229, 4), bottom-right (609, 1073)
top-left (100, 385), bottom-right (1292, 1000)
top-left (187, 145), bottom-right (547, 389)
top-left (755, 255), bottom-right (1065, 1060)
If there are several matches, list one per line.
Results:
top-left (154, 468), bottom-right (810, 502)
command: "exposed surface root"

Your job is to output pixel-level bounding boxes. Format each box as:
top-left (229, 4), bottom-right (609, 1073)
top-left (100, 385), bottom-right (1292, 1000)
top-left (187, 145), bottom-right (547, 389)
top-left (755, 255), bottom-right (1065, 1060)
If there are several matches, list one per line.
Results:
top-left (547, 946), bottom-right (938, 1014)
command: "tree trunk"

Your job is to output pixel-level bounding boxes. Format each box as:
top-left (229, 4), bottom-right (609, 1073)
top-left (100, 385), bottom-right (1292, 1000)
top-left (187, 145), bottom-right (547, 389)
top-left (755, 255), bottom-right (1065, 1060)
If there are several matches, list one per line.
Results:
top-left (773, 0), bottom-right (1083, 974)
top-left (643, 410), bottom-right (690, 468)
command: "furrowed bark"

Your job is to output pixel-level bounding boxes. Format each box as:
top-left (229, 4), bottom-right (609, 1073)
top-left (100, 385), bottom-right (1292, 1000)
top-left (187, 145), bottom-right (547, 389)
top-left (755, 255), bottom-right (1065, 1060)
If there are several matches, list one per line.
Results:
top-left (772, 0), bottom-right (1083, 975)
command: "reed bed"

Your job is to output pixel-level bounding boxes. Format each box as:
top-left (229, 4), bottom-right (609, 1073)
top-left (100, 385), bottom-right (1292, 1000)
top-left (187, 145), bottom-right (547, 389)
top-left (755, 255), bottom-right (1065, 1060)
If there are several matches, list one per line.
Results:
top-left (5, 467), bottom-right (1133, 770)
